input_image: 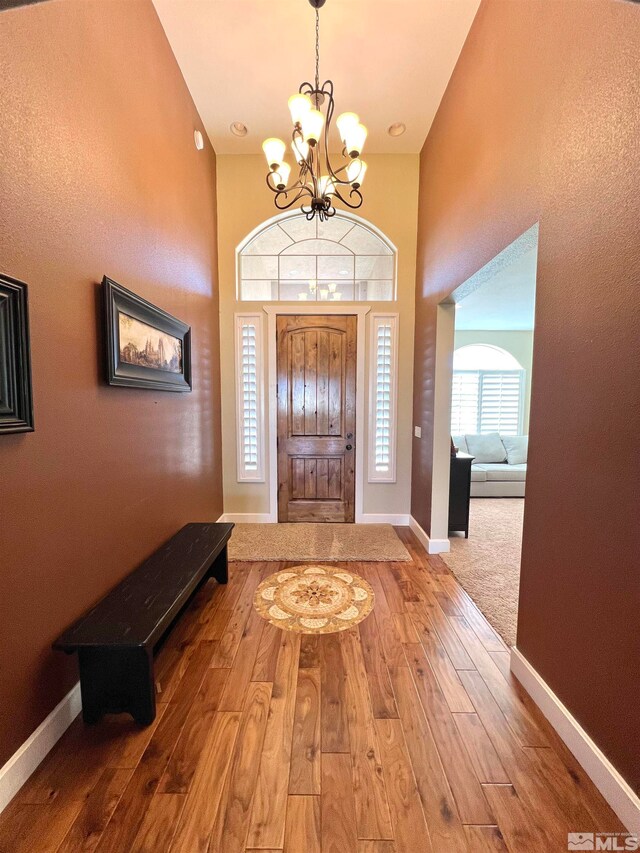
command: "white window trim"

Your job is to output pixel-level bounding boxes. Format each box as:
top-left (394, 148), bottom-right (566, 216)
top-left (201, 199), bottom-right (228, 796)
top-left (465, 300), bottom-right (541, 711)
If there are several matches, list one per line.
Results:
top-left (368, 313), bottom-right (399, 483)
top-left (235, 313), bottom-right (265, 482)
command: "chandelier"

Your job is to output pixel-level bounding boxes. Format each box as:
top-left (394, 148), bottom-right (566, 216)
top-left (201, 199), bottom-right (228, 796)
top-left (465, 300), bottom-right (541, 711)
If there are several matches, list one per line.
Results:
top-left (261, 0), bottom-right (368, 222)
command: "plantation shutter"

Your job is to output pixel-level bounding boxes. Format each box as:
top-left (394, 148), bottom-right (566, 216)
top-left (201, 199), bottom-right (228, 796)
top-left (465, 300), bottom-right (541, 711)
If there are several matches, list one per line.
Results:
top-left (451, 371), bottom-right (480, 435)
top-left (235, 314), bottom-right (264, 481)
top-left (478, 371), bottom-right (524, 435)
top-left (451, 370), bottom-right (524, 435)
top-left (369, 315), bottom-right (398, 482)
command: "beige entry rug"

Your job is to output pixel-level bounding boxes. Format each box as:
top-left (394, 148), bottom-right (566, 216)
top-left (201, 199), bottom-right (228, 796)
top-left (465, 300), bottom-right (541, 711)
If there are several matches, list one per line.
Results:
top-left (441, 498), bottom-right (523, 647)
top-left (254, 564), bottom-right (375, 634)
top-left (228, 522), bottom-right (411, 562)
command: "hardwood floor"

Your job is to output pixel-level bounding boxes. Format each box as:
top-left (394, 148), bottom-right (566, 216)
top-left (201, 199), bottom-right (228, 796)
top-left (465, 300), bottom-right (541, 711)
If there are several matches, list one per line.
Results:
top-left (0, 528), bottom-right (624, 852)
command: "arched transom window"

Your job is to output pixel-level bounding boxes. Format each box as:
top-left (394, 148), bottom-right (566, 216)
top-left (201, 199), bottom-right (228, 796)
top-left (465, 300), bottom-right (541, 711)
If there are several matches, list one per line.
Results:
top-left (451, 344), bottom-right (525, 435)
top-left (237, 212), bottom-right (396, 302)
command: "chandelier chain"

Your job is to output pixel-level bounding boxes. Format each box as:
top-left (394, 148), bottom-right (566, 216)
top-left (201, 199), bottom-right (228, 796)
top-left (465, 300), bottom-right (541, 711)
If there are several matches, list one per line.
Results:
top-left (315, 8), bottom-right (320, 93)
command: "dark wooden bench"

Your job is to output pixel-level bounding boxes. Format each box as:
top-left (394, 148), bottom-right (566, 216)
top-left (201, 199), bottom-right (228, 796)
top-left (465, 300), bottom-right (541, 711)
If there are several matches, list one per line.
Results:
top-left (53, 522), bottom-right (233, 726)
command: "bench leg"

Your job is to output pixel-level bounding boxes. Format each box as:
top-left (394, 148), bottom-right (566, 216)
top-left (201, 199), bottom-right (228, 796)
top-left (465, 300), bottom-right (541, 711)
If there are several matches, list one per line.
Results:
top-left (209, 544), bottom-right (228, 584)
top-left (78, 646), bottom-right (156, 726)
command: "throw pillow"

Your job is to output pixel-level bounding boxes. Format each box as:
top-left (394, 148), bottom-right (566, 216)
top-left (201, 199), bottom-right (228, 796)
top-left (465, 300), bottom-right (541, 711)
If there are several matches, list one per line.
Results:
top-left (501, 435), bottom-right (528, 465)
top-left (452, 435), bottom-right (468, 453)
top-left (465, 433), bottom-right (507, 463)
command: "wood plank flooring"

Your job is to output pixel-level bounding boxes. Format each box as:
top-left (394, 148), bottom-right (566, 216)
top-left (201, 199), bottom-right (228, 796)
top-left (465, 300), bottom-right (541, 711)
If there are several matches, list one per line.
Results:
top-left (0, 528), bottom-right (625, 853)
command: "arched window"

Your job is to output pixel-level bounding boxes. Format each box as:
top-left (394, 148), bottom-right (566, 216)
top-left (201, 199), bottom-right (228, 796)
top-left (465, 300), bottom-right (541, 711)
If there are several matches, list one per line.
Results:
top-left (237, 211), bottom-right (396, 302)
top-left (451, 344), bottom-right (525, 435)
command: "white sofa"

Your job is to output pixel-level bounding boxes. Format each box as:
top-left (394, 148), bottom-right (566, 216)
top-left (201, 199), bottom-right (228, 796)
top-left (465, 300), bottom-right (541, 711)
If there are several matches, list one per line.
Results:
top-left (453, 433), bottom-right (528, 497)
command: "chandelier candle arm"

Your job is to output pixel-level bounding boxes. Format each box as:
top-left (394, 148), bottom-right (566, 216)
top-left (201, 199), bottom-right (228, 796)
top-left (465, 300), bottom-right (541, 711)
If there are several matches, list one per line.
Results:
top-left (261, 0), bottom-right (369, 221)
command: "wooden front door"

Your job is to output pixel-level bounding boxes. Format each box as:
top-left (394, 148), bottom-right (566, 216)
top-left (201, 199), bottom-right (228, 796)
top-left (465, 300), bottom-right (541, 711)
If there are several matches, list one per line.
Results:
top-left (277, 314), bottom-right (357, 522)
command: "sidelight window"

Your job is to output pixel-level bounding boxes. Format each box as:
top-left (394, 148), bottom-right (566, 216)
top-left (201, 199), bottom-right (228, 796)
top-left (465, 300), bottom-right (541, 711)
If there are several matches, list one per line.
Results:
top-left (235, 314), bottom-right (264, 481)
top-left (369, 314), bottom-right (398, 482)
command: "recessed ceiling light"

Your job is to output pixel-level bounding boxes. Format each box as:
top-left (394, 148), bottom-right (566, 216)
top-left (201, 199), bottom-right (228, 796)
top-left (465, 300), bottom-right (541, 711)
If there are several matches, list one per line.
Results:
top-left (230, 121), bottom-right (248, 137)
top-left (289, 269), bottom-right (299, 276)
top-left (339, 269), bottom-right (349, 275)
top-left (388, 122), bottom-right (406, 137)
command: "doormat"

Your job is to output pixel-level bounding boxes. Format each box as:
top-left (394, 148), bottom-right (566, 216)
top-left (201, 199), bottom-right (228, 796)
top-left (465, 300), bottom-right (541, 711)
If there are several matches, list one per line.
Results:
top-left (254, 564), bottom-right (375, 634)
top-left (228, 523), bottom-right (411, 562)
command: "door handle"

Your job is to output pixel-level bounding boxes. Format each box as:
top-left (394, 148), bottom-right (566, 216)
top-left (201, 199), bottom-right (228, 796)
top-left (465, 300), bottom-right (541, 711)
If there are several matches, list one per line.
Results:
top-left (346, 444), bottom-right (353, 451)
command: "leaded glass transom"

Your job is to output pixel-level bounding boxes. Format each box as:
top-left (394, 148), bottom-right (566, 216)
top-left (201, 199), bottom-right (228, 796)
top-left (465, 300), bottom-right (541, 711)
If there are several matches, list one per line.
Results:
top-left (238, 213), bottom-right (396, 302)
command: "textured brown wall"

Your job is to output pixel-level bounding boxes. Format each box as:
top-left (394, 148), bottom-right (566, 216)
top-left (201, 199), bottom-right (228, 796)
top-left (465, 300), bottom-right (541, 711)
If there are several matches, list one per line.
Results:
top-left (0, 0), bottom-right (222, 765)
top-left (412, 0), bottom-right (640, 791)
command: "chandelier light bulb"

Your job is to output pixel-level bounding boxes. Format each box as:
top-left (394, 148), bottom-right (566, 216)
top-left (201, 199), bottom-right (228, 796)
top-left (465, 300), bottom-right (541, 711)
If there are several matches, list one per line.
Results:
top-left (336, 112), bottom-right (360, 144)
top-left (275, 161), bottom-right (291, 190)
top-left (344, 123), bottom-right (368, 158)
top-left (288, 92), bottom-right (313, 125)
top-left (318, 175), bottom-right (336, 197)
top-left (298, 292), bottom-right (308, 301)
top-left (301, 108), bottom-right (325, 145)
top-left (347, 159), bottom-right (367, 188)
top-left (319, 288), bottom-right (329, 300)
top-left (328, 282), bottom-right (337, 293)
top-left (262, 137), bottom-right (286, 170)
top-left (292, 138), bottom-right (310, 164)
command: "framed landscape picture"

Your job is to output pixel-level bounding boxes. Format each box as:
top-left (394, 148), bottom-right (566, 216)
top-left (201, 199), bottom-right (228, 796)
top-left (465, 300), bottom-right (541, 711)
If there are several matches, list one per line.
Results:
top-left (0, 274), bottom-right (34, 434)
top-left (103, 277), bottom-right (192, 392)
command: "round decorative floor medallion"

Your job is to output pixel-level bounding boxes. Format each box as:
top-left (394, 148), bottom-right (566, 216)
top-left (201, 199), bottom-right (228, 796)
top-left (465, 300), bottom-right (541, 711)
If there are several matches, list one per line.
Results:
top-left (253, 565), bottom-right (375, 634)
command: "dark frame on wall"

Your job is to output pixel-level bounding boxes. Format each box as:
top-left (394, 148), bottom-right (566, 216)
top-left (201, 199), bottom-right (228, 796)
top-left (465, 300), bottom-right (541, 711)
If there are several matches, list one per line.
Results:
top-left (0, 274), bottom-right (34, 434)
top-left (103, 277), bottom-right (192, 392)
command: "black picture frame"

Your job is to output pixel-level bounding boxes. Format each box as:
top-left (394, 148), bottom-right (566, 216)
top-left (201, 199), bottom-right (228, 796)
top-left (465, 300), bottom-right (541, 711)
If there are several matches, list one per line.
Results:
top-left (0, 274), bottom-right (34, 434)
top-left (103, 277), bottom-right (192, 392)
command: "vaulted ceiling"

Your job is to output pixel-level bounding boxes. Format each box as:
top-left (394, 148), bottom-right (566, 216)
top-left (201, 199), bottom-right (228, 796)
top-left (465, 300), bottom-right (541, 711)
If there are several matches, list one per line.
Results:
top-left (152, 0), bottom-right (480, 154)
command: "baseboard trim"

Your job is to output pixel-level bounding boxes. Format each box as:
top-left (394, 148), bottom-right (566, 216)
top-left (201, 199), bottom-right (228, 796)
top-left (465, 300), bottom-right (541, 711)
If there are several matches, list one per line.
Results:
top-left (358, 513), bottom-right (410, 525)
top-left (0, 681), bottom-right (81, 814)
top-left (510, 647), bottom-right (640, 835)
top-left (219, 512), bottom-right (275, 524)
top-left (409, 515), bottom-right (450, 554)
top-left (427, 538), bottom-right (451, 554)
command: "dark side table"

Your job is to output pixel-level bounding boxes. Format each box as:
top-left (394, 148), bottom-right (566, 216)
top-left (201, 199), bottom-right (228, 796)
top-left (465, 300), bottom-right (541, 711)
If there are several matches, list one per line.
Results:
top-left (449, 452), bottom-right (474, 537)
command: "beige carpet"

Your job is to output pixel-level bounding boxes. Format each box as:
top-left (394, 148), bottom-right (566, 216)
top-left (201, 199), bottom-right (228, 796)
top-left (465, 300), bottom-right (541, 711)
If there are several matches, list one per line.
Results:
top-left (228, 523), bottom-right (411, 562)
top-left (441, 498), bottom-right (523, 647)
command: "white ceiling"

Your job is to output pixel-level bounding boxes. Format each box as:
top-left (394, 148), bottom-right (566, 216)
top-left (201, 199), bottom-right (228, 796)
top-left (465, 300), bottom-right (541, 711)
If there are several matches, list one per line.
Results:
top-left (152, 0), bottom-right (480, 155)
top-left (455, 246), bottom-right (538, 331)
